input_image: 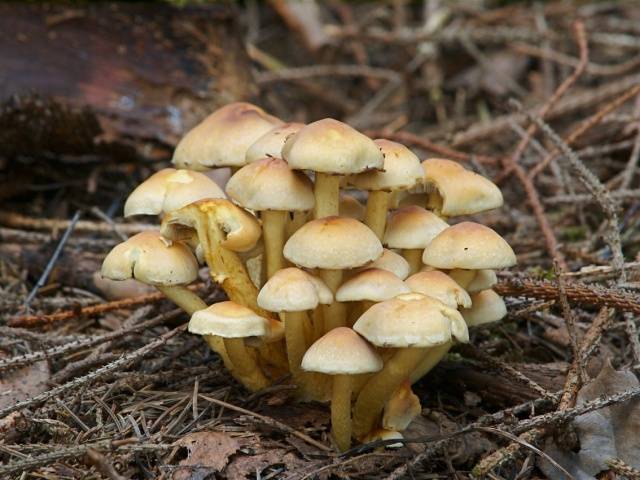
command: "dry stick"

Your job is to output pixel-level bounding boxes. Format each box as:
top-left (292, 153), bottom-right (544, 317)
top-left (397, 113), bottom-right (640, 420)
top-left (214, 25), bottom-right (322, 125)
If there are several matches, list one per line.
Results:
top-left (256, 64), bottom-right (400, 83)
top-left (545, 189), bottom-right (640, 205)
top-left (0, 325), bottom-right (186, 419)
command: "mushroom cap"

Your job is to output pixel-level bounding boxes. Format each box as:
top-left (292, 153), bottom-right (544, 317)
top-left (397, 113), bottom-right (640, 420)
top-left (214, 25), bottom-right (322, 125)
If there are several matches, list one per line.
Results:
top-left (422, 222), bottom-right (516, 270)
top-left (422, 159), bottom-right (503, 216)
top-left (225, 157), bottom-right (314, 212)
top-left (383, 206), bottom-right (449, 249)
top-left (301, 327), bottom-right (383, 375)
top-left (124, 168), bottom-right (226, 217)
top-left (449, 268), bottom-right (497, 294)
top-left (282, 118), bottom-right (384, 174)
top-left (245, 122), bottom-right (305, 163)
top-left (189, 301), bottom-right (270, 337)
top-left (353, 293), bottom-right (469, 348)
top-left (382, 381), bottom-right (422, 431)
top-left (461, 289), bottom-right (507, 326)
top-left (336, 268), bottom-right (410, 302)
top-left (161, 199), bottom-right (262, 253)
top-left (283, 216), bottom-right (383, 270)
top-left (339, 193), bottom-right (366, 221)
top-left (245, 318), bottom-right (285, 347)
top-left (172, 102), bottom-right (282, 170)
top-left (357, 249), bottom-right (410, 280)
top-left (405, 271), bottom-right (471, 308)
top-left (258, 267), bottom-right (333, 312)
top-left (101, 231), bottom-right (198, 286)
top-left (348, 139), bottom-right (423, 191)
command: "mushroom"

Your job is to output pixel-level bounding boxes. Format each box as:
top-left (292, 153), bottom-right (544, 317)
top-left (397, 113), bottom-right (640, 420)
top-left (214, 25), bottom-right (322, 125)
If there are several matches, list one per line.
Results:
top-left (226, 157), bottom-right (314, 278)
top-left (283, 216), bottom-right (383, 330)
top-left (190, 301), bottom-right (271, 391)
top-left (421, 159), bottom-right (503, 217)
top-left (123, 168), bottom-right (226, 217)
top-left (352, 293), bottom-right (468, 437)
top-left (172, 102), bottom-right (282, 172)
top-left (382, 380), bottom-right (422, 431)
top-left (282, 118), bottom-right (383, 219)
top-left (257, 267), bottom-right (332, 397)
top-left (448, 268), bottom-right (497, 294)
top-left (362, 429), bottom-right (404, 449)
top-left (348, 139), bottom-right (423, 239)
top-left (405, 270), bottom-right (471, 309)
top-left (336, 268), bottom-right (410, 314)
top-left (301, 327), bottom-right (382, 451)
top-left (461, 289), bottom-right (507, 327)
top-left (356, 249), bottom-right (410, 280)
top-left (245, 122), bottom-right (305, 163)
top-left (383, 206), bottom-right (449, 274)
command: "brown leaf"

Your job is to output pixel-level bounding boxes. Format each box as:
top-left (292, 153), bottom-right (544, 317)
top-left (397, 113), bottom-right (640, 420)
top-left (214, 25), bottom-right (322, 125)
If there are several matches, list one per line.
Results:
top-left (225, 448), bottom-right (306, 480)
top-left (0, 359), bottom-right (50, 410)
top-left (172, 431), bottom-right (239, 480)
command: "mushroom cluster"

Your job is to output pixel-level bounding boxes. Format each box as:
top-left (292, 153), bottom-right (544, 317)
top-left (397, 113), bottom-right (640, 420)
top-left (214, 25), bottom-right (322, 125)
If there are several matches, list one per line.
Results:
top-left (101, 102), bottom-right (516, 451)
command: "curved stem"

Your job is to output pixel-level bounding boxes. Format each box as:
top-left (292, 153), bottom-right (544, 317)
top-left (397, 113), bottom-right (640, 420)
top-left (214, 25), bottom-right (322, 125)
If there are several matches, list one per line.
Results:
top-left (332, 374), bottom-right (353, 451)
top-left (286, 211), bottom-right (308, 239)
top-left (409, 342), bottom-right (452, 384)
top-left (314, 173), bottom-right (340, 219)
top-left (364, 190), bottom-right (390, 240)
top-left (319, 269), bottom-right (346, 331)
top-left (312, 307), bottom-right (324, 341)
top-left (262, 210), bottom-right (288, 279)
top-left (352, 347), bottom-right (427, 438)
top-left (224, 338), bottom-right (270, 392)
top-left (284, 311), bottom-right (309, 384)
top-left (403, 248), bottom-right (423, 275)
top-left (448, 269), bottom-right (475, 290)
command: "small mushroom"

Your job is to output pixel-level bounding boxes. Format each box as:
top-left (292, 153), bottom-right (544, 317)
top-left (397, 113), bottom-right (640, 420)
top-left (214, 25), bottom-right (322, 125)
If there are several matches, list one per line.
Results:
top-left (245, 122), bottom-right (305, 163)
top-left (357, 248), bottom-right (410, 280)
top-left (405, 270), bottom-right (471, 309)
top-left (301, 327), bottom-right (382, 451)
top-left (461, 289), bottom-right (507, 326)
top-left (448, 268), bottom-right (497, 294)
top-left (336, 268), bottom-right (410, 314)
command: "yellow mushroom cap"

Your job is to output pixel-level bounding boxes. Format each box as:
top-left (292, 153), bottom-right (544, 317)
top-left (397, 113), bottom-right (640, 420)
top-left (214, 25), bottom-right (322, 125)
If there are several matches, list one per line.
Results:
top-left (245, 122), bottom-right (305, 163)
top-left (422, 158), bottom-right (503, 216)
top-left (353, 293), bottom-right (469, 348)
top-left (189, 301), bottom-right (270, 337)
top-left (383, 206), bottom-right (449, 250)
top-left (348, 139), bottom-right (423, 192)
top-left (257, 267), bottom-right (333, 312)
top-left (336, 268), bottom-right (410, 302)
top-left (124, 168), bottom-right (226, 217)
top-left (422, 222), bottom-right (516, 270)
top-left (405, 271), bottom-right (471, 309)
top-left (172, 102), bottom-right (282, 170)
top-left (339, 193), bottom-right (366, 221)
top-left (161, 199), bottom-right (262, 253)
top-left (461, 289), bottom-right (507, 326)
top-left (449, 268), bottom-right (498, 294)
top-left (301, 327), bottom-right (383, 375)
top-left (382, 381), bottom-right (422, 431)
top-left (282, 118), bottom-right (384, 174)
top-left (225, 157), bottom-right (314, 212)
top-left (283, 216), bottom-right (383, 270)
top-left (357, 249), bottom-right (411, 280)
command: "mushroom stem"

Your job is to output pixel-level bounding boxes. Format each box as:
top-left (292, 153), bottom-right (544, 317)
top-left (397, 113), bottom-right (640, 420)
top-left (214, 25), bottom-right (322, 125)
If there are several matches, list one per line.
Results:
top-left (319, 269), bottom-right (346, 331)
top-left (156, 285), bottom-right (232, 369)
top-left (261, 210), bottom-right (288, 279)
top-left (286, 211), bottom-right (308, 239)
top-left (364, 190), bottom-right (390, 240)
top-left (284, 311), bottom-right (309, 384)
top-left (331, 374), bottom-right (353, 451)
top-left (314, 173), bottom-right (340, 218)
top-left (312, 308), bottom-right (324, 341)
top-left (409, 342), bottom-right (452, 384)
top-left (352, 347), bottom-right (428, 438)
top-left (448, 269), bottom-right (474, 289)
top-left (223, 338), bottom-right (270, 392)
top-left (426, 191), bottom-right (443, 215)
top-left (403, 249), bottom-right (423, 275)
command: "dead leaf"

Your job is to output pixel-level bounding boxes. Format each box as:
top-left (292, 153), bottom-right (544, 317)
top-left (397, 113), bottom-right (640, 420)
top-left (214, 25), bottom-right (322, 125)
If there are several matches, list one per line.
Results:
top-left (225, 448), bottom-right (306, 480)
top-left (540, 362), bottom-right (640, 479)
top-left (0, 359), bottom-right (50, 410)
top-left (172, 431), bottom-right (239, 480)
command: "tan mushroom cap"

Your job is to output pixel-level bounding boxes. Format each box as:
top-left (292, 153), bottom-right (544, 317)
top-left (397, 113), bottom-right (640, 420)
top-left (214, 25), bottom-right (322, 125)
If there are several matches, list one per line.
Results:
top-left (383, 206), bottom-right (449, 249)
top-left (449, 269), bottom-right (497, 294)
top-left (348, 139), bottom-right (423, 191)
top-left (340, 193), bottom-right (366, 221)
top-left (172, 102), bottom-right (282, 170)
top-left (358, 249), bottom-right (410, 280)
top-left (189, 301), bottom-right (270, 337)
top-left (101, 231), bottom-right (198, 286)
top-left (225, 157), bottom-right (314, 212)
top-left (257, 267), bottom-right (333, 312)
top-left (422, 222), bottom-right (516, 270)
top-left (353, 293), bottom-right (469, 348)
top-left (461, 289), bottom-right (507, 326)
top-left (336, 268), bottom-right (410, 302)
top-left (284, 216), bottom-right (383, 270)
top-left (245, 122), bottom-right (305, 163)
top-left (124, 168), bottom-right (226, 217)
top-left (405, 271), bottom-right (471, 309)
top-left (282, 118), bottom-right (384, 174)
top-left (301, 327), bottom-right (383, 375)
top-left (422, 159), bottom-right (503, 216)
top-left (161, 199), bottom-right (262, 253)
